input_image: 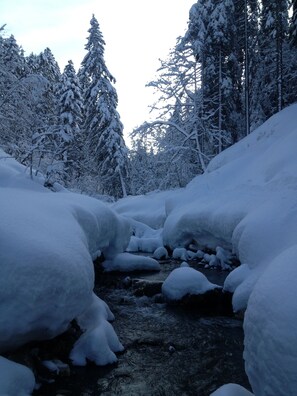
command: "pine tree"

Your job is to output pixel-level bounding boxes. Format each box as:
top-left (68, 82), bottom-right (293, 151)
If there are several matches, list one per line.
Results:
top-left (79, 15), bottom-right (129, 198)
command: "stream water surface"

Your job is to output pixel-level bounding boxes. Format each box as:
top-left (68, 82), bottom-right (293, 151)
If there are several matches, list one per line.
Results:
top-left (35, 261), bottom-right (250, 395)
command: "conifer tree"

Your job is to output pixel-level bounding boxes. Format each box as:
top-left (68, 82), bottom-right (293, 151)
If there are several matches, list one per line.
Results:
top-left (79, 15), bottom-right (128, 198)
top-left (47, 60), bottom-right (84, 186)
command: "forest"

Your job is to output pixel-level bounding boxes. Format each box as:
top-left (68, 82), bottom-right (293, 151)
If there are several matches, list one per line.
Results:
top-left (1, 0), bottom-right (297, 200)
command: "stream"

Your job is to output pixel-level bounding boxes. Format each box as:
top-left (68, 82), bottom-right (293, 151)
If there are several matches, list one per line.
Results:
top-left (33, 260), bottom-right (250, 395)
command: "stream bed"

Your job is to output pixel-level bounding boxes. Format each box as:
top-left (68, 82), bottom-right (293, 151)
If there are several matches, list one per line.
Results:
top-left (35, 260), bottom-right (251, 395)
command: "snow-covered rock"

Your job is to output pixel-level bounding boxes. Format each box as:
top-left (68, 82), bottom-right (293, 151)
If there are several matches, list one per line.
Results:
top-left (103, 252), bottom-right (161, 272)
top-left (153, 246), bottom-right (169, 259)
top-left (162, 267), bottom-right (220, 301)
top-left (172, 247), bottom-right (189, 261)
top-left (210, 383), bottom-right (253, 396)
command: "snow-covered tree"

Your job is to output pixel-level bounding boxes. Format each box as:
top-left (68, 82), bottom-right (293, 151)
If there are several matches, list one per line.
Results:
top-left (255, 0), bottom-right (289, 120)
top-left (45, 60), bottom-right (84, 187)
top-left (79, 15), bottom-right (129, 198)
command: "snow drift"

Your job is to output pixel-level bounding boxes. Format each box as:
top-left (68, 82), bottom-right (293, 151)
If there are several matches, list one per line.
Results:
top-left (114, 103), bottom-right (297, 395)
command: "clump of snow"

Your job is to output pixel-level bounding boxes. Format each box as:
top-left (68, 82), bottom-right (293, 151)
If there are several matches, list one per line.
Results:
top-left (70, 320), bottom-right (124, 366)
top-left (162, 267), bottom-right (220, 301)
top-left (42, 359), bottom-right (69, 375)
top-left (125, 219), bottom-right (163, 253)
top-left (180, 261), bottom-right (189, 268)
top-left (126, 235), bottom-right (163, 253)
top-left (103, 252), bottom-right (161, 272)
top-left (172, 247), bottom-right (189, 261)
top-left (153, 246), bottom-right (169, 259)
top-left (69, 293), bottom-right (123, 366)
top-left (215, 246), bottom-right (233, 270)
top-left (210, 383), bottom-right (253, 396)
top-left (0, 356), bottom-right (35, 396)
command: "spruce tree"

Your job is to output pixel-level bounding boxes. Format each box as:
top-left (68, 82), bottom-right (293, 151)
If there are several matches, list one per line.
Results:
top-left (79, 15), bottom-right (128, 198)
top-left (48, 60), bottom-right (84, 187)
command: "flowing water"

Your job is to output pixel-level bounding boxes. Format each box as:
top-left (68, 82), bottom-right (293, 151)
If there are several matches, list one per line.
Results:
top-left (34, 261), bottom-right (250, 395)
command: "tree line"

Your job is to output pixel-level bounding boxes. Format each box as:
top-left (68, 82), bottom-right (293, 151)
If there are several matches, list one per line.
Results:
top-left (131, 0), bottom-right (297, 194)
top-left (0, 16), bottom-right (128, 199)
top-left (1, 2), bottom-right (297, 198)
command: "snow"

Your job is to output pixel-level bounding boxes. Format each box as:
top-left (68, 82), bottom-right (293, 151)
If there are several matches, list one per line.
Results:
top-left (162, 267), bottom-right (220, 301)
top-left (244, 245), bottom-right (297, 396)
top-left (113, 104), bottom-right (297, 395)
top-left (153, 246), bottom-right (169, 259)
top-left (210, 383), bottom-right (253, 396)
top-left (103, 252), bottom-right (160, 272)
top-left (0, 356), bottom-right (35, 396)
top-left (112, 189), bottom-right (176, 229)
top-left (2, 102), bottom-right (297, 395)
top-left (70, 294), bottom-right (124, 366)
top-left (0, 151), bottom-right (130, 392)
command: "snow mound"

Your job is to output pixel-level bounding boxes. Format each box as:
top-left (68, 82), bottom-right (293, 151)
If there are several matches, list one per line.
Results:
top-left (210, 383), bottom-right (253, 396)
top-left (162, 267), bottom-right (220, 301)
top-left (0, 356), bottom-right (35, 396)
top-left (0, 151), bottom-right (129, 354)
top-left (103, 252), bottom-right (161, 272)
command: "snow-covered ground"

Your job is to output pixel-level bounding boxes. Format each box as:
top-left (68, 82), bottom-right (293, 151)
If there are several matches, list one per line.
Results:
top-left (2, 104), bottom-right (297, 395)
top-left (113, 104), bottom-right (297, 395)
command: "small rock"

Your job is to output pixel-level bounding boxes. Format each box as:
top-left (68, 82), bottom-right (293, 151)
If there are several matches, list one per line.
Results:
top-left (168, 345), bottom-right (176, 354)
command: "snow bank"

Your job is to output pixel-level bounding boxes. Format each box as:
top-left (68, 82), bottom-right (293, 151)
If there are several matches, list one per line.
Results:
top-left (244, 246), bottom-right (297, 396)
top-left (113, 104), bottom-right (297, 395)
top-left (161, 104), bottom-right (297, 309)
top-left (103, 252), bottom-right (160, 272)
top-left (0, 357), bottom-right (35, 396)
top-left (113, 189), bottom-right (177, 229)
top-left (0, 151), bottom-right (130, 387)
top-left (162, 267), bottom-right (220, 301)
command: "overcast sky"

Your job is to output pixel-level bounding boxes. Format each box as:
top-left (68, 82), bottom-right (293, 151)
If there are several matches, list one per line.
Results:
top-left (1, 0), bottom-right (194, 144)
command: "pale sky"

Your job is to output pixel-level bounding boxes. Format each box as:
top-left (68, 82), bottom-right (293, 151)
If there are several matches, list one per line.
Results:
top-left (1, 0), bottom-right (194, 144)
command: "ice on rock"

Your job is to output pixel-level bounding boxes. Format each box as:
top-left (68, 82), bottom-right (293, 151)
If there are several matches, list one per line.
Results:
top-left (162, 267), bottom-right (220, 301)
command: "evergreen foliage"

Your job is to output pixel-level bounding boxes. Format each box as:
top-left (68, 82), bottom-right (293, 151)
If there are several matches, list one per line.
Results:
top-left (79, 15), bottom-right (129, 198)
top-left (1, 3), bottom-right (297, 197)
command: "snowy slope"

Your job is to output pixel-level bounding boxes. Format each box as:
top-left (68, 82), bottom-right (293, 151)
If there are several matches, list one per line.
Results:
top-left (0, 151), bottom-right (130, 392)
top-left (113, 103), bottom-right (297, 395)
